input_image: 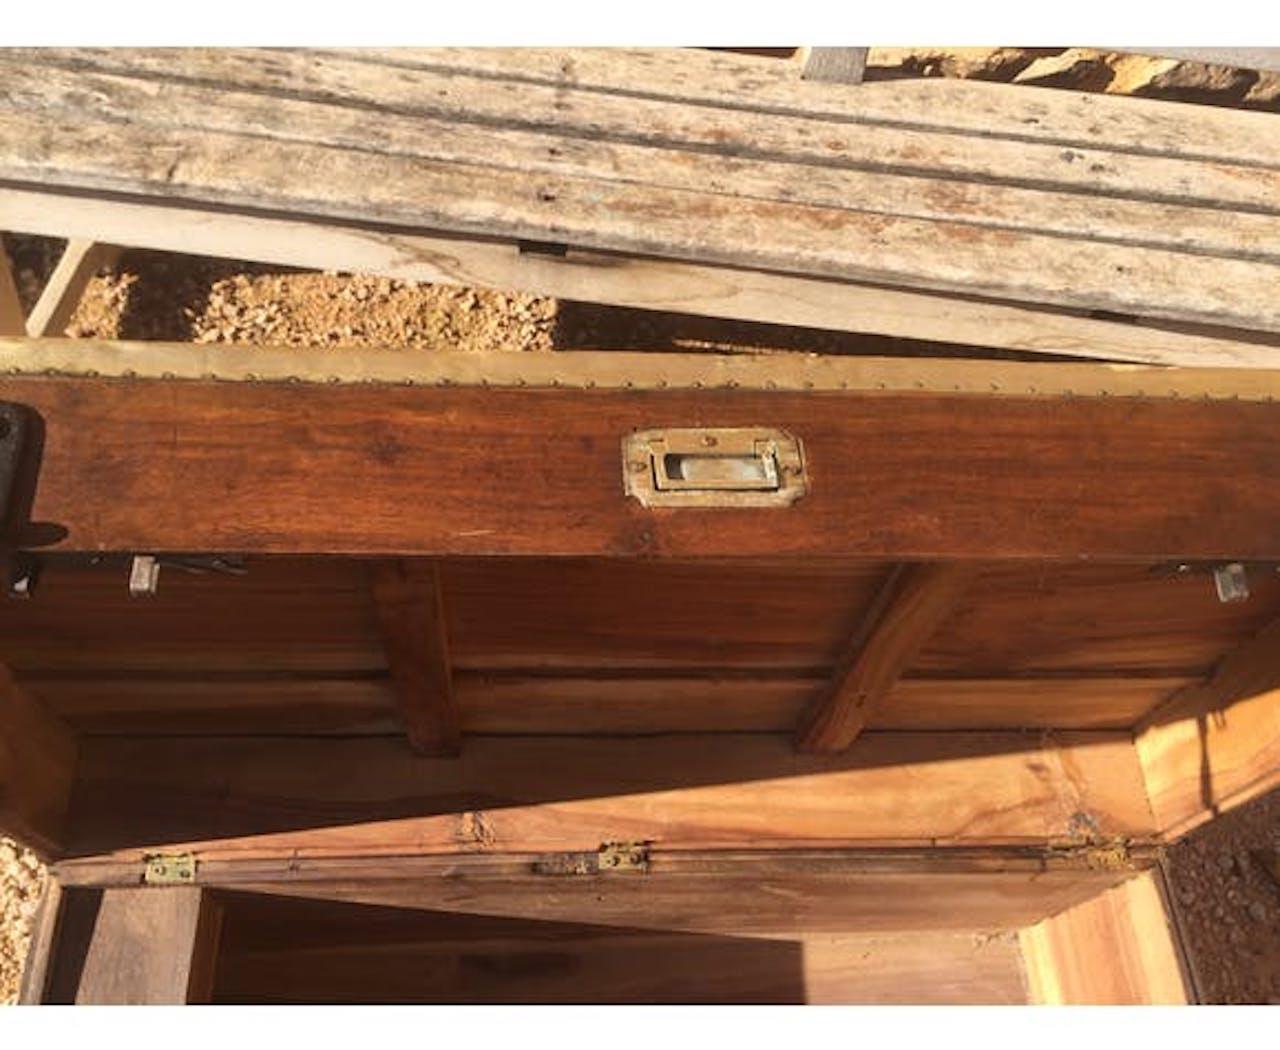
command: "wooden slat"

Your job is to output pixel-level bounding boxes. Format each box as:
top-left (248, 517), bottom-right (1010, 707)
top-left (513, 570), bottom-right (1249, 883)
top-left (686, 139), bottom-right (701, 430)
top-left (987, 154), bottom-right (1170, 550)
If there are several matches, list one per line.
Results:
top-left (364, 48), bottom-right (1280, 168)
top-left (797, 563), bottom-right (977, 751)
top-left (72, 887), bottom-right (222, 1004)
top-left (23, 239), bottom-right (116, 338)
top-left (1019, 871), bottom-right (1189, 1004)
top-left (7, 186), bottom-right (1279, 369)
top-left (64, 730), bottom-right (1158, 860)
top-left (1135, 616), bottom-right (1280, 839)
top-left (5, 360), bottom-right (1280, 560)
top-left (19, 48), bottom-right (1278, 223)
top-left (3, 55), bottom-right (1280, 331)
top-left (0, 664), bottom-right (77, 857)
top-left (0, 240), bottom-right (22, 337)
top-left (17, 877), bottom-right (62, 1004)
top-left (369, 560), bottom-right (460, 755)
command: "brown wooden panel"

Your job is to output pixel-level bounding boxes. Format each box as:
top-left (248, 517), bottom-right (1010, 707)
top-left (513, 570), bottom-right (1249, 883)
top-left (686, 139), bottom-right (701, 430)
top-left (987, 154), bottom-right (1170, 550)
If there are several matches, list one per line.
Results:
top-left (920, 564), bottom-right (1280, 675)
top-left (31, 672), bottom-right (1190, 735)
top-left (443, 558), bottom-right (888, 670)
top-left (0, 557), bottom-right (383, 673)
top-left (0, 664), bottom-right (77, 857)
top-left (223, 866), bottom-right (1133, 938)
top-left (64, 731), bottom-right (1157, 860)
top-left (7, 376), bottom-right (1280, 559)
top-left (210, 893), bottom-right (1027, 1004)
top-left (72, 887), bottom-right (223, 1004)
top-left (1020, 872), bottom-right (1189, 1004)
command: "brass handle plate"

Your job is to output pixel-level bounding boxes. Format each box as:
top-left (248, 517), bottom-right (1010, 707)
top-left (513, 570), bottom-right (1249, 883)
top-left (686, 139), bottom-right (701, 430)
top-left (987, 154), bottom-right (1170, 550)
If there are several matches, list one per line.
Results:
top-left (622, 427), bottom-right (807, 508)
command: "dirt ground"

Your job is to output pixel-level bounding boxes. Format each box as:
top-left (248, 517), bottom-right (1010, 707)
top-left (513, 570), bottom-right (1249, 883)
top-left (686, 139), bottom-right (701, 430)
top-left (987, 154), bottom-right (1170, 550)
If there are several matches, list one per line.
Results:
top-left (2, 46), bottom-right (1279, 1004)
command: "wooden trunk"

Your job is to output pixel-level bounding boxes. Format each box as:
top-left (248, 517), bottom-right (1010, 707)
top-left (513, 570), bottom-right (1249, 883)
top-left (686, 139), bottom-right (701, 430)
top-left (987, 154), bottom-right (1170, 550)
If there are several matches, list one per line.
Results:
top-left (5, 343), bottom-right (1276, 1005)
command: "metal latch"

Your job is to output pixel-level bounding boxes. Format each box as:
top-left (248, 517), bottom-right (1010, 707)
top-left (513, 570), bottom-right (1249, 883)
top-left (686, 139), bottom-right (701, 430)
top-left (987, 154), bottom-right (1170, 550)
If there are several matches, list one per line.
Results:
top-left (143, 852), bottom-right (197, 885)
top-left (623, 427), bottom-right (806, 508)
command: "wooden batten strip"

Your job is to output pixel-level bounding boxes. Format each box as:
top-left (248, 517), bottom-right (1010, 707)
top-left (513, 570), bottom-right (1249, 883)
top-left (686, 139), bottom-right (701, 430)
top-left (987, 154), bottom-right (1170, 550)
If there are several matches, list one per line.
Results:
top-left (6, 338), bottom-right (1280, 399)
top-left (796, 564), bottom-right (977, 752)
top-left (1135, 616), bottom-right (1280, 839)
top-left (369, 560), bottom-right (460, 755)
top-left (6, 187), bottom-right (1280, 369)
top-left (0, 241), bottom-right (23, 337)
top-left (24, 240), bottom-right (117, 338)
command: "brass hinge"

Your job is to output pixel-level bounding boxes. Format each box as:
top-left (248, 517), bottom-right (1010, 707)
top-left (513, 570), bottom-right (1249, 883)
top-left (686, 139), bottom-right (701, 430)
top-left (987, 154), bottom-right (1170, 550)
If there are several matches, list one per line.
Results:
top-left (143, 852), bottom-right (197, 885)
top-left (533, 841), bottom-right (651, 876)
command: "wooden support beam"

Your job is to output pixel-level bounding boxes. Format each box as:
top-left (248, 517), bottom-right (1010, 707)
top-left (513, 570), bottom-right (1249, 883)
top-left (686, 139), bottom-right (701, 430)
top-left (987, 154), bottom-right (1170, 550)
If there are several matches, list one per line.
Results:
top-left (0, 663), bottom-right (77, 857)
top-left (1019, 871), bottom-right (1189, 1004)
top-left (0, 240), bottom-right (23, 337)
top-left (24, 239), bottom-right (117, 338)
top-left (1135, 616), bottom-right (1280, 839)
top-left (796, 563), bottom-right (977, 752)
top-left (71, 887), bottom-right (222, 1004)
top-left (800, 48), bottom-right (869, 84)
top-left (369, 560), bottom-right (460, 755)
top-left (5, 347), bottom-right (1280, 559)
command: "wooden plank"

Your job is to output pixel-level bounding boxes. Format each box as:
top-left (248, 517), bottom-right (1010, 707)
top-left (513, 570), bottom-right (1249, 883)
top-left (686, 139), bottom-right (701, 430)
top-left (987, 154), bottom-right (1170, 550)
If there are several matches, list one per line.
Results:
top-left (1019, 871), bottom-right (1189, 1003)
top-left (227, 869), bottom-right (1134, 940)
top-left (361, 48), bottom-right (1280, 168)
top-left (369, 560), bottom-right (459, 755)
top-left (6, 555), bottom-right (1276, 681)
top-left (28, 672), bottom-right (1193, 736)
top-left (1135, 616), bottom-right (1280, 839)
top-left (17, 49), bottom-right (1279, 227)
top-left (23, 239), bottom-right (116, 338)
top-left (0, 239), bottom-right (22, 337)
top-left (211, 889), bottom-right (1028, 1004)
top-left (7, 186), bottom-right (1279, 369)
top-left (799, 48), bottom-right (869, 83)
top-left (57, 848), bottom-right (1148, 937)
top-left (17, 877), bottom-right (62, 1004)
top-left (64, 730), bottom-right (1158, 860)
top-left (0, 664), bottom-right (77, 857)
top-left (797, 563), bottom-right (977, 751)
top-left (3, 66), bottom-right (1280, 331)
top-left (214, 909), bottom-right (1027, 1003)
top-left (5, 361), bottom-right (1280, 560)
top-left (73, 887), bottom-right (222, 1004)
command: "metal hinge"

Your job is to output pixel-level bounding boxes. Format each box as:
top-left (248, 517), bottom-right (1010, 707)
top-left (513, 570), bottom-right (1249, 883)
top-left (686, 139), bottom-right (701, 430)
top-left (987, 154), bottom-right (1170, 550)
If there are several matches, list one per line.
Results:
top-left (143, 852), bottom-right (197, 885)
top-left (533, 841), bottom-right (651, 876)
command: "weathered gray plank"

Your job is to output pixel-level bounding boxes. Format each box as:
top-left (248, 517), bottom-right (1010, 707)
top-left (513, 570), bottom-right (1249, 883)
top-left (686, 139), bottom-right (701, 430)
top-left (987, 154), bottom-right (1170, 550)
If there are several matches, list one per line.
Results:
top-left (6, 186), bottom-right (1279, 369)
top-left (4, 108), bottom-right (1280, 332)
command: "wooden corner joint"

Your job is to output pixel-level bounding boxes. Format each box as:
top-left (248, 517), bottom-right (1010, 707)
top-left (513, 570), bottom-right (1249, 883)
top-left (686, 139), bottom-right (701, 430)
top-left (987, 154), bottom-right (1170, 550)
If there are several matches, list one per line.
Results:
top-left (795, 562), bottom-right (977, 753)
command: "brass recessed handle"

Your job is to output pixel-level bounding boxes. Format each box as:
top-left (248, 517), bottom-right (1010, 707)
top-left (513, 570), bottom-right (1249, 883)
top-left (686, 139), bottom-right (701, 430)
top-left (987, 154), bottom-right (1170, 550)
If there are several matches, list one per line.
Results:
top-left (623, 427), bottom-right (807, 508)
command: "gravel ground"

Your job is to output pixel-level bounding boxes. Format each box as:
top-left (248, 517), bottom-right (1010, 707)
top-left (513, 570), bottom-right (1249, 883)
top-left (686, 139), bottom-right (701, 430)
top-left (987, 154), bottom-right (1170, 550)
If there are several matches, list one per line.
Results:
top-left (2, 46), bottom-right (1278, 1005)
top-left (1165, 789), bottom-right (1280, 1004)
